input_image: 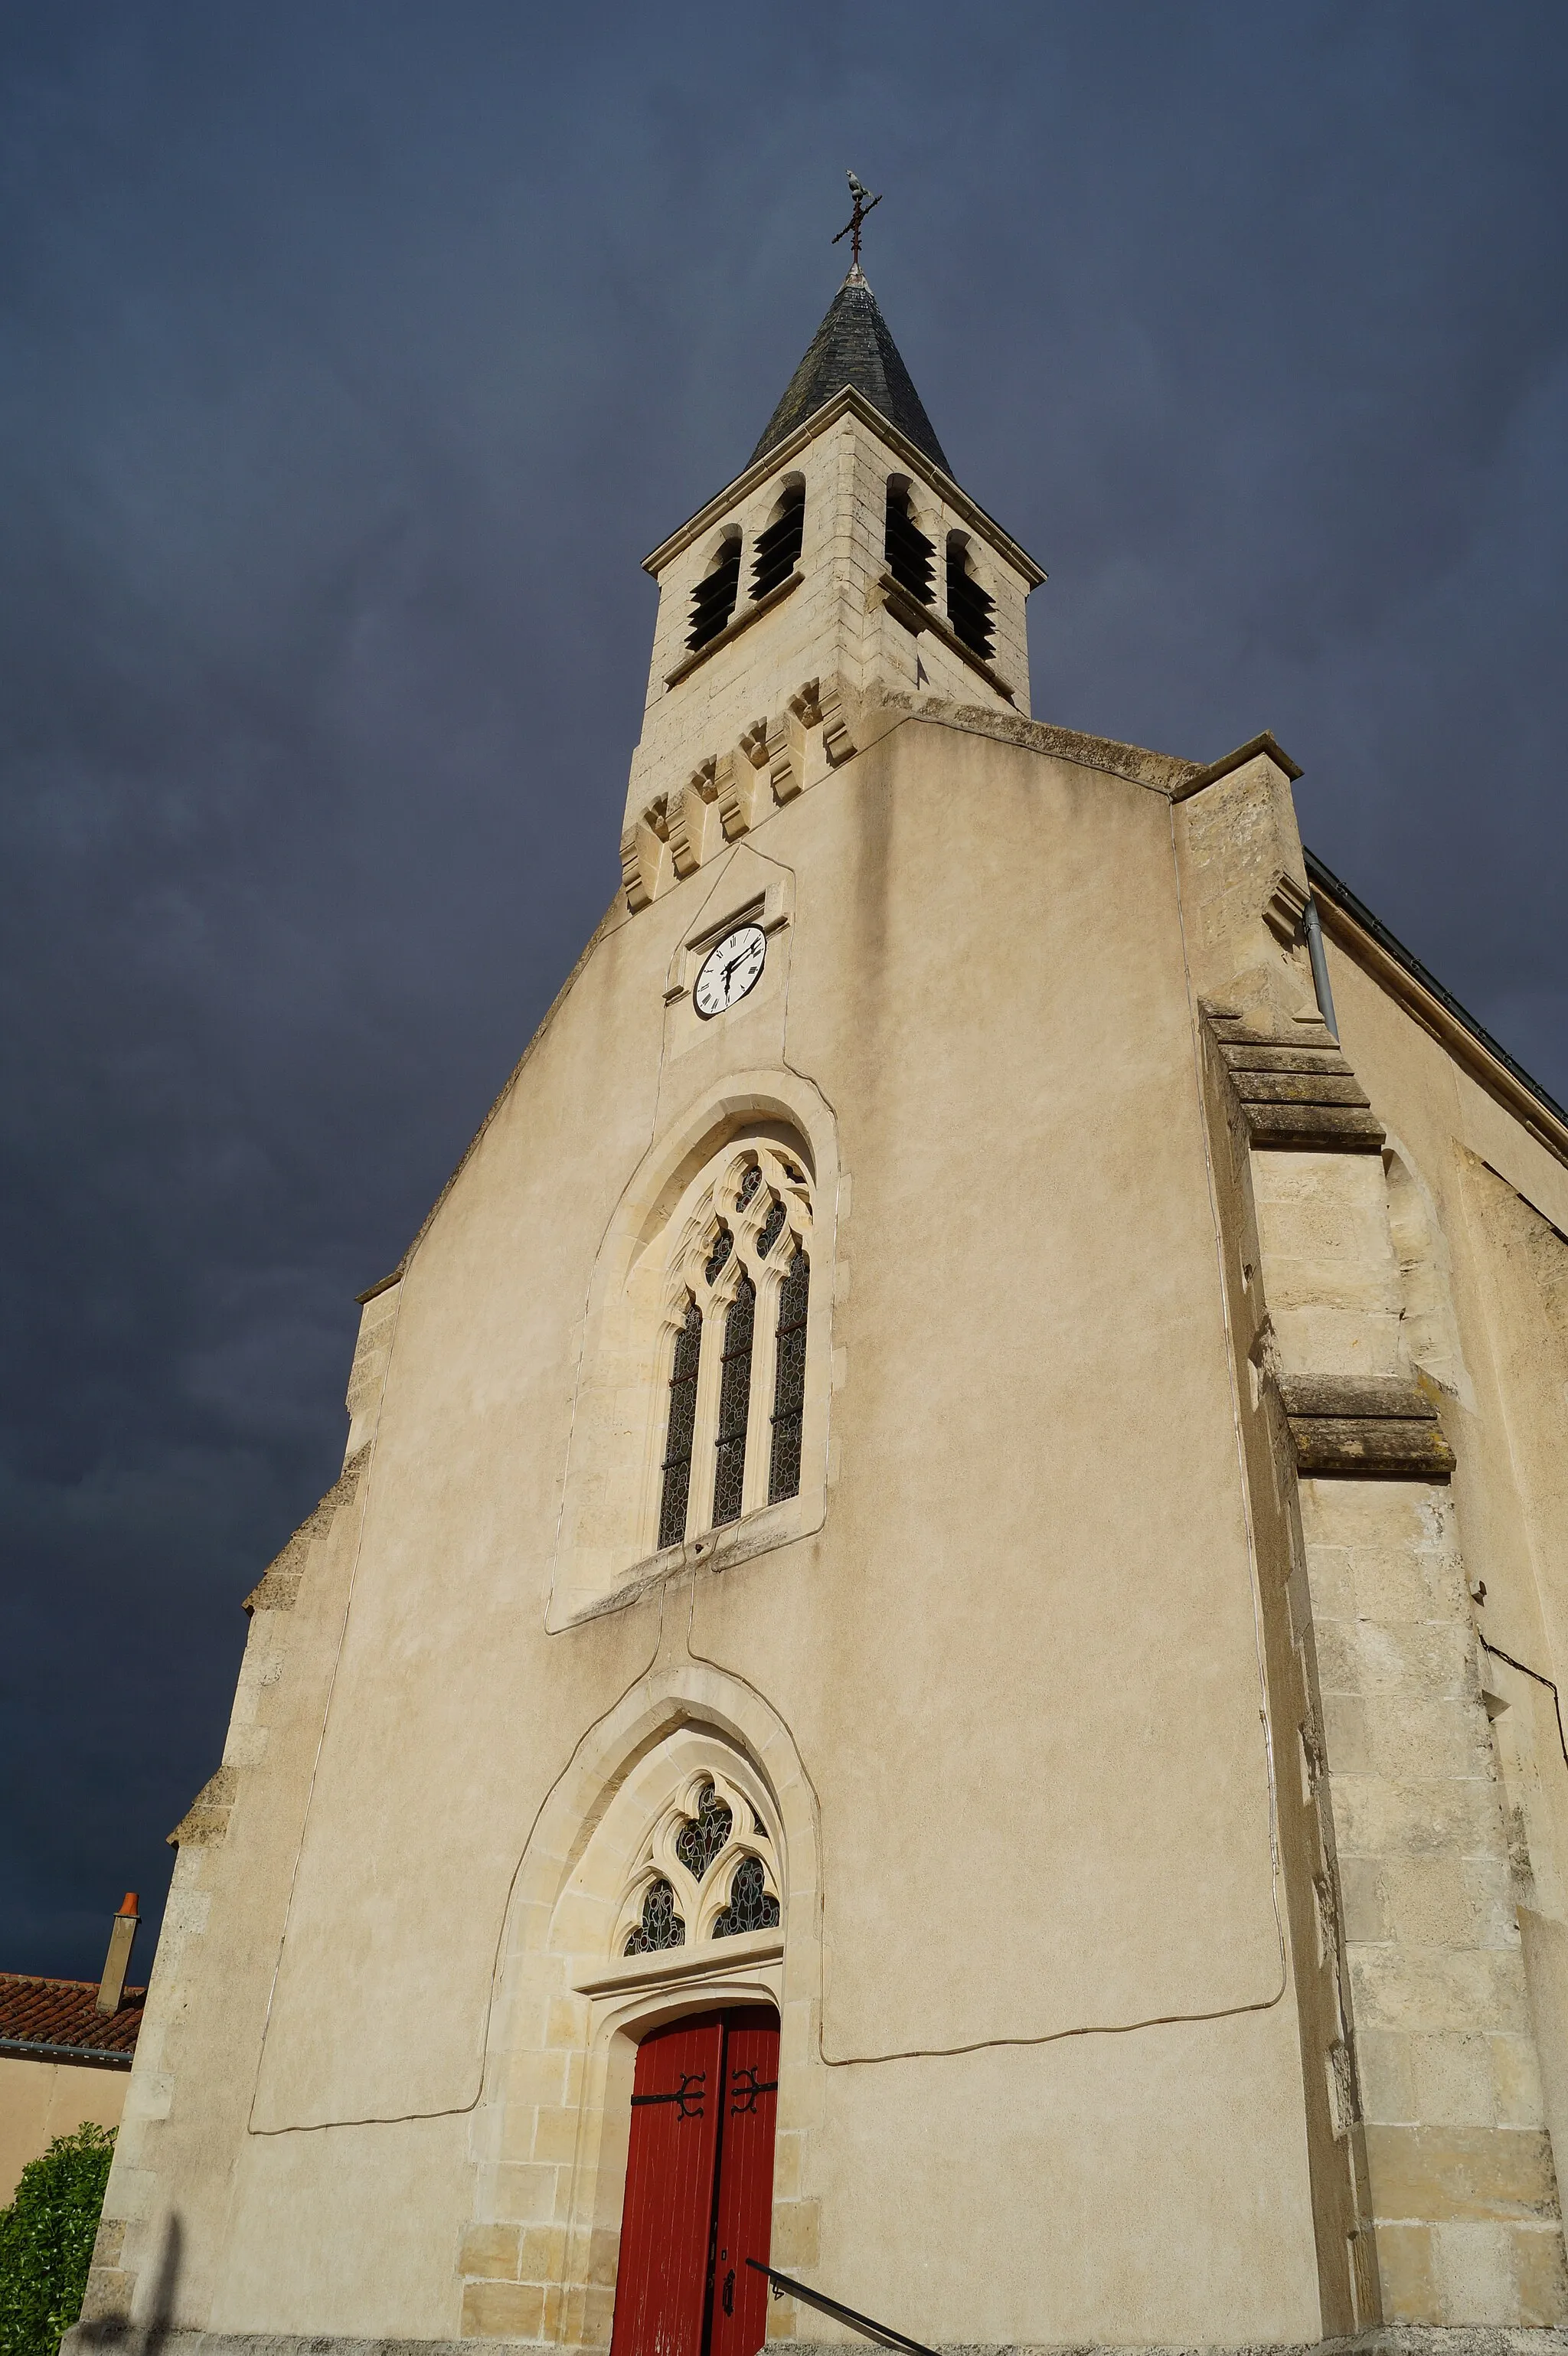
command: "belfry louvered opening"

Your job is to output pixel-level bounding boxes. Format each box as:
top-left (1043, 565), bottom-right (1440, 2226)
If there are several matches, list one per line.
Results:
top-left (750, 484), bottom-right (805, 600)
top-left (687, 535), bottom-right (741, 652)
top-left (884, 481), bottom-right (934, 604)
top-left (946, 534), bottom-right (995, 659)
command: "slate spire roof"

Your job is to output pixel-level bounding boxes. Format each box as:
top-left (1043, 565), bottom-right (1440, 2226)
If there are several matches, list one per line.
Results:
top-left (750, 269), bottom-right (952, 475)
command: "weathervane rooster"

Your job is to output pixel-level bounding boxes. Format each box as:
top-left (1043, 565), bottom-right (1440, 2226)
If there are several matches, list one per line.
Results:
top-left (832, 169), bottom-right (883, 272)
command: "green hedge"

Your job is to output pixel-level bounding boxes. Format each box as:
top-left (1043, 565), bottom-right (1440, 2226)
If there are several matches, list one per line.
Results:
top-left (0, 2122), bottom-right (116, 2356)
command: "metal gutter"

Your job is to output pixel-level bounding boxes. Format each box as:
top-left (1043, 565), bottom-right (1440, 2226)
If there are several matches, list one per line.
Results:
top-left (0, 2034), bottom-right (134, 2070)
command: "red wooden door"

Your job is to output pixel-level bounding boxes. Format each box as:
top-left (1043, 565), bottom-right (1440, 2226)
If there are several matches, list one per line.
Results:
top-left (610, 2009), bottom-right (779, 2356)
top-left (709, 2012), bottom-right (780, 2356)
top-left (610, 2015), bottom-right (725, 2356)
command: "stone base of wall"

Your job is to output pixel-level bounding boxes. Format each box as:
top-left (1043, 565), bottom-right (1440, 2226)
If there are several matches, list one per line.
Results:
top-left (58, 2328), bottom-right (1568, 2356)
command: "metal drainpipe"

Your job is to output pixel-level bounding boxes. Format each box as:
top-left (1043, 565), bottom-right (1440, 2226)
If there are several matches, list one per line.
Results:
top-left (1303, 894), bottom-right (1339, 1041)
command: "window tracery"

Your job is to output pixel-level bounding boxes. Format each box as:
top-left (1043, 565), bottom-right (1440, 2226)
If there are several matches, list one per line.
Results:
top-left (653, 1140), bottom-right (814, 1550)
top-left (615, 1773), bottom-right (781, 1959)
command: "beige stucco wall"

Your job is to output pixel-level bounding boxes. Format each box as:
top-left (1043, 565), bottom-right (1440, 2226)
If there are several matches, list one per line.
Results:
top-left (0, 2054), bottom-right (126, 2204)
top-left (85, 708), bottom-right (1337, 2350)
top-left (70, 422), bottom-right (1568, 2344)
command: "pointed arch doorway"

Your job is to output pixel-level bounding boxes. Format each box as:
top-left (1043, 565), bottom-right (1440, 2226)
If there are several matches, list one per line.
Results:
top-left (609, 2006), bottom-right (780, 2356)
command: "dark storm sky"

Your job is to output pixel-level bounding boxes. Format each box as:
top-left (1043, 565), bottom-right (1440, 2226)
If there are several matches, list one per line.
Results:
top-left (3, 3), bottom-right (1566, 1980)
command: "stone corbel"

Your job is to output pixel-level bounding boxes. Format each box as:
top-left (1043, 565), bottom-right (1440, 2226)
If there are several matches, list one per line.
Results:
top-left (816, 676), bottom-right (857, 766)
top-left (1276, 1373), bottom-right (1456, 1479)
top-left (668, 760), bottom-right (726, 877)
top-left (769, 707), bottom-right (803, 804)
top-left (782, 675), bottom-right (857, 796)
top-left (790, 677), bottom-right (824, 730)
top-left (719, 724), bottom-right (771, 841)
top-left (1263, 868), bottom-right (1310, 948)
top-left (620, 796), bottom-right (670, 913)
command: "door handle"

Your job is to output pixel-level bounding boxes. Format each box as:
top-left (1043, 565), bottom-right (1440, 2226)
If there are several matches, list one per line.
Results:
top-left (722, 2268), bottom-right (735, 2316)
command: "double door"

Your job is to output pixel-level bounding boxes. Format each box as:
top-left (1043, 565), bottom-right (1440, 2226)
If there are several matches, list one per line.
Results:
top-left (609, 2007), bottom-right (779, 2356)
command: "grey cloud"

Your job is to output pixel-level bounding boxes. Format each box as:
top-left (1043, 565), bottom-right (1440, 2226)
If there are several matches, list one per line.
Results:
top-left (2, 0), bottom-right (1564, 1972)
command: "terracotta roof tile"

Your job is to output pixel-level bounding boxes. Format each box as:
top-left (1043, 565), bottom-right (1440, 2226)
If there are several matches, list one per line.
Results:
top-left (0, 1973), bottom-right (145, 2067)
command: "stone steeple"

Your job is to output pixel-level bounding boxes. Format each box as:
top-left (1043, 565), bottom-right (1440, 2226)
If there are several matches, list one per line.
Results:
top-left (748, 269), bottom-right (951, 475)
top-left (618, 273), bottom-right (1044, 908)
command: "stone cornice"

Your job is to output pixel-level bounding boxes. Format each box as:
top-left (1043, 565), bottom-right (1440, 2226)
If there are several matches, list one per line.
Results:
top-left (1276, 1373), bottom-right (1456, 1480)
top-left (1170, 729), bottom-right (1302, 801)
top-left (1206, 1013), bottom-right (1387, 1153)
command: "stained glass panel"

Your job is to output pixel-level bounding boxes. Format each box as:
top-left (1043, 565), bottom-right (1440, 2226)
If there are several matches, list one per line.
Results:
top-left (658, 1298), bottom-right (702, 1551)
top-left (711, 1275), bottom-right (754, 1527)
top-left (624, 1878), bottom-right (686, 1954)
top-left (737, 1166), bottom-right (763, 1209)
top-left (712, 1855), bottom-right (780, 1939)
top-left (675, 1781), bottom-right (733, 1880)
top-left (768, 1250), bottom-right (809, 1504)
top-left (704, 1227), bottom-right (733, 1283)
top-left (756, 1198), bottom-right (786, 1259)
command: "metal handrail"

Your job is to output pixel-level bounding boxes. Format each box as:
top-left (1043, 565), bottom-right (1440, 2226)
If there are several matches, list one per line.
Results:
top-left (745, 2258), bottom-right (939, 2356)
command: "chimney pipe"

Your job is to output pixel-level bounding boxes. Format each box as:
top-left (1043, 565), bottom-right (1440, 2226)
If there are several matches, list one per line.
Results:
top-left (95, 1893), bottom-right (139, 2015)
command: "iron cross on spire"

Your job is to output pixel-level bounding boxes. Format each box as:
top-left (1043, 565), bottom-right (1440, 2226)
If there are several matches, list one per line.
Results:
top-left (832, 170), bottom-right (882, 272)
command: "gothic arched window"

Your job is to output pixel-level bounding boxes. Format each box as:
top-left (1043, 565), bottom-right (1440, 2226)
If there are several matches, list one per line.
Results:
top-left (688, 534), bottom-right (741, 652)
top-left (616, 1773), bottom-right (781, 1959)
top-left (750, 482), bottom-right (805, 600)
top-left (652, 1142), bottom-right (813, 1551)
top-left (946, 533), bottom-right (995, 659)
top-left (885, 481), bottom-right (934, 604)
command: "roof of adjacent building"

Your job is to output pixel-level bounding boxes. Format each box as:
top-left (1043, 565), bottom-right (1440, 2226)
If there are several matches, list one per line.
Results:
top-left (0, 1972), bottom-right (145, 2069)
top-left (750, 270), bottom-right (952, 475)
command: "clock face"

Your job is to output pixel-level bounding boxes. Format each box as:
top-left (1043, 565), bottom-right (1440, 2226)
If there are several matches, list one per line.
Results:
top-left (693, 923), bottom-right (766, 1019)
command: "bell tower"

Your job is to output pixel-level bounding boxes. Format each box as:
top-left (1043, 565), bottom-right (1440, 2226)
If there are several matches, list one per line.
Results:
top-left (619, 257), bottom-right (1046, 911)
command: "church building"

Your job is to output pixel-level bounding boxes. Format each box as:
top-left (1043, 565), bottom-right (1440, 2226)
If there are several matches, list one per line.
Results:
top-left (74, 240), bottom-right (1568, 2356)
